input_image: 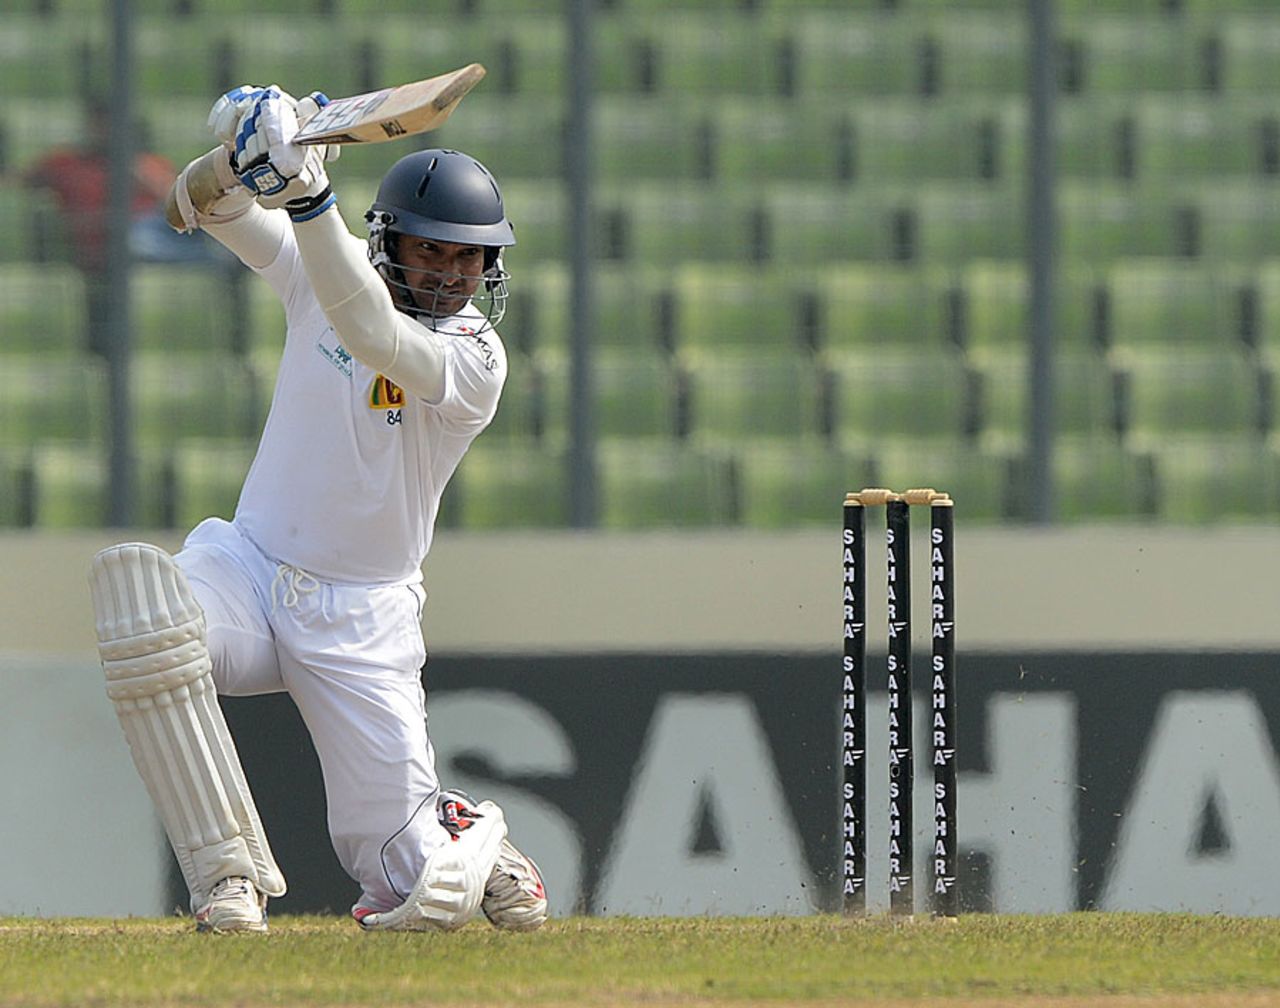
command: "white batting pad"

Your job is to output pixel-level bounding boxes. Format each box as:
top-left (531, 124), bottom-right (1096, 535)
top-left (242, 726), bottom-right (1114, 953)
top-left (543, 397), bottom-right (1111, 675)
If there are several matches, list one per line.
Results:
top-left (358, 801), bottom-right (507, 931)
top-left (89, 542), bottom-right (285, 908)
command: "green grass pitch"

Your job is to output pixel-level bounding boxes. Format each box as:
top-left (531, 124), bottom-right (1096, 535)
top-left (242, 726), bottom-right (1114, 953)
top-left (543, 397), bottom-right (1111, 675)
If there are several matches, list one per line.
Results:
top-left (2, 913), bottom-right (1280, 1006)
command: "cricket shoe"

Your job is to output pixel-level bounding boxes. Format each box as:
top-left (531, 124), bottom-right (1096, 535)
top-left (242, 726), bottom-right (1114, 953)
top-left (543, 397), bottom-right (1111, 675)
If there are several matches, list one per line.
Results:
top-left (438, 789), bottom-right (549, 931)
top-left (195, 876), bottom-right (269, 933)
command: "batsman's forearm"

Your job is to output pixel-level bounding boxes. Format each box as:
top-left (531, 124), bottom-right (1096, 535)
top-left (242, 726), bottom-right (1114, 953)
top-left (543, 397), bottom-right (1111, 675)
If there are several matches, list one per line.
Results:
top-left (292, 206), bottom-right (447, 402)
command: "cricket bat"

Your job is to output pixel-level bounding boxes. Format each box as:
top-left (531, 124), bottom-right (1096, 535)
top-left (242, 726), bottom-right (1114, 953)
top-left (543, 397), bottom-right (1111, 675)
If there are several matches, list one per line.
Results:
top-left (294, 63), bottom-right (486, 145)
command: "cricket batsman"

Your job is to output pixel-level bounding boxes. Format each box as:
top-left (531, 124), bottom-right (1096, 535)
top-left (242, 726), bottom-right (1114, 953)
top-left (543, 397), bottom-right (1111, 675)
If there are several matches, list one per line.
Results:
top-left (88, 85), bottom-right (547, 933)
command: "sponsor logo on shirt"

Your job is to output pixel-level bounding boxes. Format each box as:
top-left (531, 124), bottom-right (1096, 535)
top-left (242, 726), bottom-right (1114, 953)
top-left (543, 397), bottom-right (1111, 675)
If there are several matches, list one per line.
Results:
top-left (316, 327), bottom-right (353, 378)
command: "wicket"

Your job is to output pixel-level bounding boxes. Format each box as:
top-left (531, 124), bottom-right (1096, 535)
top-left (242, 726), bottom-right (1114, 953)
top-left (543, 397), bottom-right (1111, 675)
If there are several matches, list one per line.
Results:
top-left (841, 488), bottom-right (957, 918)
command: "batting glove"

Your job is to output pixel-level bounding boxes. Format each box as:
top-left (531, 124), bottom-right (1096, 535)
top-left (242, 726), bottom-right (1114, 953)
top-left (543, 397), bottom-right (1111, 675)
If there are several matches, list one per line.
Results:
top-left (231, 88), bottom-right (337, 221)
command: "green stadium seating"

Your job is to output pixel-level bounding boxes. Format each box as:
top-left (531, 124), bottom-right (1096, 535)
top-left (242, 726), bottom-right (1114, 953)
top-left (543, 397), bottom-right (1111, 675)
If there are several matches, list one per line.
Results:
top-left (1113, 346), bottom-right (1264, 448)
top-left (974, 349), bottom-right (1118, 452)
top-left (600, 182), bottom-right (765, 265)
top-left (0, 262), bottom-right (85, 353)
top-left (501, 263), bottom-right (673, 358)
top-left (4, 99), bottom-right (84, 177)
top-left (1255, 259), bottom-right (1280, 361)
top-left (429, 96), bottom-right (564, 181)
top-left (0, 353), bottom-right (106, 444)
top-left (820, 264), bottom-right (954, 353)
top-left (131, 352), bottom-right (266, 446)
top-left (823, 348), bottom-right (976, 445)
top-left (170, 436), bottom-right (254, 529)
top-left (1059, 181), bottom-right (1195, 264)
top-left (482, 347), bottom-right (545, 442)
top-left (1050, 436), bottom-right (1158, 522)
top-left (1107, 259), bottom-right (1248, 349)
top-left (915, 184), bottom-right (1025, 265)
top-left (218, 19), bottom-right (363, 100)
top-left (1131, 95), bottom-right (1267, 182)
top-left (451, 438), bottom-right (570, 529)
top-left (498, 182), bottom-right (568, 263)
top-left (763, 184), bottom-right (907, 263)
top-left (873, 437), bottom-right (1013, 521)
top-left (790, 12), bottom-right (922, 97)
top-left (1196, 182), bottom-right (1280, 263)
top-left (0, 447), bottom-right (33, 526)
top-left (682, 349), bottom-right (824, 443)
top-left (1050, 97), bottom-right (1134, 180)
top-left (736, 440), bottom-right (878, 528)
top-left (539, 346), bottom-right (682, 440)
top-left (1151, 436), bottom-right (1280, 523)
top-left (610, 13), bottom-right (790, 97)
top-left (131, 264), bottom-right (236, 353)
top-left (1219, 15), bottom-right (1280, 95)
top-left (713, 99), bottom-right (849, 185)
top-left (28, 441), bottom-right (105, 528)
top-left (595, 98), bottom-right (714, 183)
top-left (134, 19), bottom-right (227, 98)
top-left (670, 264), bottom-right (811, 354)
top-left (962, 259), bottom-right (1105, 352)
top-left (914, 12), bottom-right (1028, 97)
top-left (0, 17), bottom-right (83, 100)
top-left (597, 437), bottom-right (737, 528)
top-left (1068, 14), bottom-right (1209, 94)
top-left (851, 98), bottom-right (1009, 184)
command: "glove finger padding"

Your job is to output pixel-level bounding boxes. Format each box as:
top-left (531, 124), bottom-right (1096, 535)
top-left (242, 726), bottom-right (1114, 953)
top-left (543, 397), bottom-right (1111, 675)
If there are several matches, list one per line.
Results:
top-left (231, 90), bottom-right (334, 216)
top-left (208, 84), bottom-right (270, 149)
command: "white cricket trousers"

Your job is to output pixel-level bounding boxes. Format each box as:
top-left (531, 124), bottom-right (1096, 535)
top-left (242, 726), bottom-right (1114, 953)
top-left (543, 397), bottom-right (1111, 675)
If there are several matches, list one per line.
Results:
top-left (174, 517), bottom-right (447, 912)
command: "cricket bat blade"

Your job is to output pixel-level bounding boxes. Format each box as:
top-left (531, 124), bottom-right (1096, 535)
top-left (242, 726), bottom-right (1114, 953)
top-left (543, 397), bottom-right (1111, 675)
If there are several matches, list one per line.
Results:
top-left (295, 63), bottom-right (486, 145)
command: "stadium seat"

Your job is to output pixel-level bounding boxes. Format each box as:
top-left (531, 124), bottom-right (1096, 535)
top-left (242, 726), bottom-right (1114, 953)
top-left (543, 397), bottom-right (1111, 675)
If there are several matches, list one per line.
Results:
top-left (763, 184), bottom-right (907, 263)
top-left (597, 437), bottom-right (737, 528)
top-left (450, 439), bottom-right (570, 529)
top-left (0, 262), bottom-right (85, 353)
top-left (28, 441), bottom-right (104, 528)
top-left (170, 437), bottom-right (254, 530)
top-left (1050, 97), bottom-right (1136, 180)
top-left (615, 13), bottom-right (790, 97)
top-left (682, 349), bottom-right (825, 444)
top-left (0, 16), bottom-right (84, 99)
top-left (1112, 346), bottom-right (1264, 448)
top-left (790, 12), bottom-right (924, 97)
top-left (819, 263), bottom-right (954, 353)
top-left (539, 346), bottom-right (683, 440)
top-left (823, 348), bottom-right (976, 445)
top-left (595, 98), bottom-right (714, 183)
top-left (974, 349), bottom-right (1118, 452)
top-left (1219, 15), bottom-right (1280, 95)
top-left (0, 353), bottom-right (107, 444)
top-left (1068, 14), bottom-right (1209, 94)
top-left (1059, 181), bottom-right (1194, 264)
top-left (1196, 182), bottom-right (1280, 263)
top-left (429, 96), bottom-right (564, 181)
top-left (713, 99), bottom-right (850, 185)
top-left (131, 264), bottom-right (236, 354)
top-left (1151, 436), bottom-right (1280, 523)
top-left (873, 437), bottom-right (1013, 522)
top-left (5, 98), bottom-right (83, 177)
top-left (850, 98), bottom-right (1009, 185)
top-left (601, 182), bottom-right (765, 265)
top-left (1050, 436), bottom-right (1158, 522)
top-left (498, 182), bottom-right (569, 264)
top-left (915, 184), bottom-right (1025, 266)
top-left (962, 259), bottom-right (1105, 353)
top-left (1106, 259), bottom-right (1248, 350)
top-left (670, 264), bottom-right (811, 354)
top-left (131, 352), bottom-right (266, 446)
top-left (1255, 259), bottom-right (1280, 362)
top-left (736, 440), bottom-right (878, 528)
top-left (913, 11), bottom-right (1029, 97)
top-left (1131, 95), bottom-right (1266, 182)
top-left (0, 447), bottom-right (33, 526)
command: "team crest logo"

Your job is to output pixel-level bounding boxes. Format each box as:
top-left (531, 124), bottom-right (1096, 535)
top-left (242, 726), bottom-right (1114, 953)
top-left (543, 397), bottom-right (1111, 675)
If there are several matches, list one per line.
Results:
top-left (369, 374), bottom-right (405, 409)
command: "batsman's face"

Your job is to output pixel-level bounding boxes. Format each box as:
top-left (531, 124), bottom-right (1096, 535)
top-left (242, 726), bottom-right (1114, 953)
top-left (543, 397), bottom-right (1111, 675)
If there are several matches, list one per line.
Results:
top-left (394, 237), bottom-right (484, 317)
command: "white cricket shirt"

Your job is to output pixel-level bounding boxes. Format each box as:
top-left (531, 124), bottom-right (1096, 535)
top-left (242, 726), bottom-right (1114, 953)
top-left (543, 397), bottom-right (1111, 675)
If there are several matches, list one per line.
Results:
top-left (233, 230), bottom-right (506, 584)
